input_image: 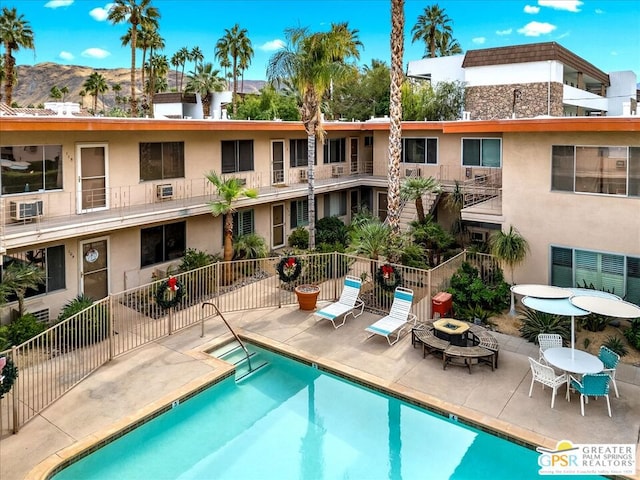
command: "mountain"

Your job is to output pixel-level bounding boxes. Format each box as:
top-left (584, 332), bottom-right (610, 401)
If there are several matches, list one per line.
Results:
top-left (12, 63), bottom-right (266, 109)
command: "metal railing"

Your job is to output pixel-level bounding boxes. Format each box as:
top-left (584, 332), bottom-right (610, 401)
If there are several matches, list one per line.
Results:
top-left (0, 250), bottom-right (500, 435)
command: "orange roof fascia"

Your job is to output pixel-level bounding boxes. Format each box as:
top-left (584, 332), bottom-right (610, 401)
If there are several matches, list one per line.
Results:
top-left (441, 117), bottom-right (640, 133)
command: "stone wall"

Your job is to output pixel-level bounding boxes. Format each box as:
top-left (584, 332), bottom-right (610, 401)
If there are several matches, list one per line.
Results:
top-left (465, 82), bottom-right (564, 119)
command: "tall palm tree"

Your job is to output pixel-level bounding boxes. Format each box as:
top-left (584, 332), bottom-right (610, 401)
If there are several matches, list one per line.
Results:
top-left (112, 83), bottom-right (122, 107)
top-left (387, 0), bottom-right (405, 237)
top-left (146, 53), bottom-right (168, 109)
top-left (174, 46), bottom-right (190, 92)
top-left (185, 62), bottom-right (225, 116)
top-left (205, 171), bottom-right (258, 283)
top-left (411, 4), bottom-right (453, 58)
top-left (267, 23), bottom-right (361, 250)
top-left (400, 176), bottom-right (442, 223)
top-left (133, 23), bottom-right (164, 101)
top-left (108, 0), bottom-right (160, 116)
top-left (489, 225), bottom-right (530, 285)
top-left (49, 85), bottom-right (62, 101)
top-left (437, 32), bottom-right (462, 56)
top-left (0, 7), bottom-right (35, 106)
top-left (78, 89), bottom-right (86, 108)
top-left (83, 71), bottom-right (108, 114)
top-left (215, 24), bottom-right (254, 116)
top-left (190, 46), bottom-right (204, 72)
top-left (60, 85), bottom-right (69, 102)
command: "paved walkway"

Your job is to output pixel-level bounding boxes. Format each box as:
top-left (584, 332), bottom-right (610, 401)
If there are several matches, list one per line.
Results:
top-left (1, 305), bottom-right (639, 479)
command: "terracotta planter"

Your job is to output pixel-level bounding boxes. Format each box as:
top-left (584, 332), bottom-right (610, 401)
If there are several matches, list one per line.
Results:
top-left (294, 284), bottom-right (320, 310)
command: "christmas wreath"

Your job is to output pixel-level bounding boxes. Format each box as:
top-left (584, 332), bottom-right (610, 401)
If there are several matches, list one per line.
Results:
top-left (155, 277), bottom-right (185, 310)
top-left (0, 355), bottom-right (18, 399)
top-left (376, 264), bottom-right (402, 292)
top-left (277, 256), bottom-right (302, 283)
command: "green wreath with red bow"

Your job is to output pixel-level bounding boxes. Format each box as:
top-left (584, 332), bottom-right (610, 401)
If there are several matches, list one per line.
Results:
top-left (155, 277), bottom-right (185, 310)
top-left (0, 355), bottom-right (18, 399)
top-left (277, 256), bottom-right (302, 283)
top-left (376, 264), bottom-right (402, 292)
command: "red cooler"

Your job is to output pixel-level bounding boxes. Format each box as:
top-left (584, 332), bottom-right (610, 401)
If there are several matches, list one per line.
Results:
top-left (432, 292), bottom-right (453, 318)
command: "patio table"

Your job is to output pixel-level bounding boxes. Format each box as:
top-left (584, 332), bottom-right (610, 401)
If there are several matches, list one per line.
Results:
top-left (543, 347), bottom-right (604, 400)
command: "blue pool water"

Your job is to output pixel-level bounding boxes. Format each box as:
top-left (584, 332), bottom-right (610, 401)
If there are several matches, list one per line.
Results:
top-left (54, 346), bottom-right (603, 480)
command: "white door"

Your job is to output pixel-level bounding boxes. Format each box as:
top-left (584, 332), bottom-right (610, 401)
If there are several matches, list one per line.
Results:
top-left (349, 137), bottom-right (359, 173)
top-left (272, 204), bottom-right (285, 248)
top-left (271, 140), bottom-right (285, 185)
top-left (80, 238), bottom-right (109, 300)
top-left (77, 144), bottom-right (108, 213)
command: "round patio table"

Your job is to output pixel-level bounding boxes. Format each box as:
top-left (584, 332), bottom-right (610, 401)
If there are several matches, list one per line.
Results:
top-left (543, 347), bottom-right (604, 400)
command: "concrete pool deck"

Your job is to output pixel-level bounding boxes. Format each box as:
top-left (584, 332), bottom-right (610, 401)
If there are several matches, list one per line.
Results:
top-left (2, 305), bottom-right (639, 479)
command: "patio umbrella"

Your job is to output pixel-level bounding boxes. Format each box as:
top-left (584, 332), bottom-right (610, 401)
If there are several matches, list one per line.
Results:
top-left (521, 296), bottom-right (588, 359)
top-left (570, 295), bottom-right (640, 319)
top-left (509, 284), bottom-right (572, 316)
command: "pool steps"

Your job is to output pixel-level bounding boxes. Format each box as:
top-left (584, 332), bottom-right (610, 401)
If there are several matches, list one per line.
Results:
top-left (213, 341), bottom-right (270, 381)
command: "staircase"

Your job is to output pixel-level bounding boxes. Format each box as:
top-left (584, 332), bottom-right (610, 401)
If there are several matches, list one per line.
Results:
top-left (398, 192), bottom-right (441, 231)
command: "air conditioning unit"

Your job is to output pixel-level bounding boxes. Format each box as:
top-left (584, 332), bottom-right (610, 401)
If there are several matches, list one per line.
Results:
top-left (331, 165), bottom-right (344, 177)
top-left (156, 184), bottom-right (174, 200)
top-left (10, 200), bottom-right (43, 220)
top-left (405, 168), bottom-right (422, 177)
top-left (299, 169), bottom-right (308, 182)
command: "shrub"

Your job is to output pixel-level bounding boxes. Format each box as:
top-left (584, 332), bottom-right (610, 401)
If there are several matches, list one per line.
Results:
top-left (518, 307), bottom-right (570, 344)
top-left (57, 294), bottom-right (94, 322)
top-left (55, 296), bottom-right (109, 350)
top-left (448, 262), bottom-right (510, 315)
top-left (316, 216), bottom-right (349, 247)
top-left (580, 313), bottom-right (610, 332)
top-left (6, 313), bottom-right (46, 346)
top-left (179, 248), bottom-right (217, 272)
top-left (288, 227), bottom-right (309, 249)
top-left (623, 319), bottom-right (640, 351)
top-left (603, 336), bottom-right (628, 357)
top-left (233, 234), bottom-right (268, 260)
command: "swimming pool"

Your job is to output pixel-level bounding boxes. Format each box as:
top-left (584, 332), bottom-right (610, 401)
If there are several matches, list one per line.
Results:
top-left (53, 345), bottom-right (603, 480)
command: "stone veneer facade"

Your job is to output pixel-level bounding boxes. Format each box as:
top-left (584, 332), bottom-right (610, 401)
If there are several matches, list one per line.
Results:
top-left (465, 82), bottom-right (564, 119)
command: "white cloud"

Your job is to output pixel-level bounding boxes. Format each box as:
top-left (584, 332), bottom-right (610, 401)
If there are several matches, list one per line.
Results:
top-left (538, 0), bottom-right (583, 12)
top-left (81, 48), bottom-right (111, 59)
top-left (524, 5), bottom-right (540, 14)
top-left (259, 39), bottom-right (285, 51)
top-left (58, 51), bottom-right (74, 61)
top-left (90, 4), bottom-right (114, 21)
top-left (610, 50), bottom-right (618, 56)
top-left (595, 8), bottom-right (604, 14)
top-left (496, 28), bottom-right (513, 36)
top-left (45, 0), bottom-right (73, 8)
top-left (472, 37), bottom-right (486, 45)
top-left (517, 21), bottom-right (557, 36)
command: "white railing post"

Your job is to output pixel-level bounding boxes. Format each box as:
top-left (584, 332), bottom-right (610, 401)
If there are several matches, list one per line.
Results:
top-left (11, 346), bottom-right (19, 433)
top-left (108, 295), bottom-right (114, 360)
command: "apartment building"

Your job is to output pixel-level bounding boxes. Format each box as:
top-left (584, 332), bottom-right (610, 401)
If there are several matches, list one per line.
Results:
top-left (1, 111), bottom-right (638, 322)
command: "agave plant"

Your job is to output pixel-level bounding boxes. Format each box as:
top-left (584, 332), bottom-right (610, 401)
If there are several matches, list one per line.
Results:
top-left (603, 336), bottom-right (628, 357)
top-left (518, 307), bottom-right (570, 344)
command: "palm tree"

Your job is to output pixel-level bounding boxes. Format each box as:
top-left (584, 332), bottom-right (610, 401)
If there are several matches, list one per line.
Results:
top-left (215, 24), bottom-right (254, 116)
top-left (387, 0), bottom-right (405, 237)
top-left (174, 46), bottom-right (190, 92)
top-left (205, 171), bottom-right (258, 283)
top-left (0, 7), bottom-right (35, 106)
top-left (108, 0), bottom-right (160, 116)
top-left (78, 89), bottom-right (86, 108)
top-left (49, 85), bottom-right (62, 101)
top-left (146, 53), bottom-right (168, 109)
top-left (267, 23), bottom-right (361, 250)
top-left (400, 176), bottom-right (442, 223)
top-left (185, 62), bottom-right (225, 116)
top-left (411, 4), bottom-right (454, 58)
top-left (112, 83), bottom-right (122, 107)
top-left (489, 225), bottom-right (529, 315)
top-left (190, 46), bottom-right (204, 72)
top-left (170, 51), bottom-right (182, 91)
top-left (1, 262), bottom-right (45, 318)
top-left (436, 32), bottom-right (462, 56)
top-left (60, 85), bottom-right (69, 102)
top-left (83, 72), bottom-right (108, 114)
top-left (134, 23), bottom-right (164, 101)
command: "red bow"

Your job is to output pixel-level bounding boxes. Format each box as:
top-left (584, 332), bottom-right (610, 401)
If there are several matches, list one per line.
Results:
top-left (286, 257), bottom-right (296, 268)
top-left (382, 265), bottom-right (393, 279)
top-left (168, 277), bottom-right (179, 292)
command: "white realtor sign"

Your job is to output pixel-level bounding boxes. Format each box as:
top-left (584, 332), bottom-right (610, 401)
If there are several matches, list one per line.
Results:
top-left (537, 440), bottom-right (636, 475)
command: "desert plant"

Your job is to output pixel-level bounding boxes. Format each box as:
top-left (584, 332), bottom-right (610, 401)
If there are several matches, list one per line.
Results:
top-left (6, 313), bottom-right (46, 346)
top-left (580, 313), bottom-right (611, 332)
top-left (1, 262), bottom-right (46, 317)
top-left (623, 319), bottom-right (640, 351)
top-left (316, 216), bottom-right (349, 247)
top-left (603, 336), bottom-right (628, 357)
top-left (456, 305), bottom-right (491, 325)
top-left (583, 337), bottom-right (591, 349)
top-left (55, 296), bottom-right (109, 350)
top-left (57, 294), bottom-right (94, 322)
top-left (518, 307), bottom-right (570, 344)
top-left (179, 248), bottom-right (217, 272)
top-left (288, 227), bottom-right (309, 249)
top-left (233, 233), bottom-right (268, 260)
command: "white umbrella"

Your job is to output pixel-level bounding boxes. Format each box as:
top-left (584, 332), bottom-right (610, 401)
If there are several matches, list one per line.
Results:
top-left (509, 284), bottom-right (572, 315)
top-left (570, 295), bottom-right (640, 319)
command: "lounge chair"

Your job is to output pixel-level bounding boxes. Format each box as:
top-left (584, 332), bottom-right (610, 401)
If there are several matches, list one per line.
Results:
top-left (365, 287), bottom-right (417, 345)
top-left (569, 373), bottom-right (612, 417)
top-left (598, 345), bottom-right (620, 398)
top-left (314, 275), bottom-right (364, 328)
top-left (528, 357), bottom-right (567, 408)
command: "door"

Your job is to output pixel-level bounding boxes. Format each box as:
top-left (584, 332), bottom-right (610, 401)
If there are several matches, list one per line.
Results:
top-left (80, 238), bottom-right (109, 300)
top-left (77, 144), bottom-right (108, 213)
top-left (349, 137), bottom-right (358, 173)
top-left (377, 191), bottom-right (388, 222)
top-left (271, 140), bottom-right (285, 185)
top-left (272, 204), bottom-right (285, 248)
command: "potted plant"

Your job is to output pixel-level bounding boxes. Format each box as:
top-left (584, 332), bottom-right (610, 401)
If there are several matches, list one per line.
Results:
top-left (277, 255), bottom-right (319, 310)
top-left (294, 284), bottom-right (320, 311)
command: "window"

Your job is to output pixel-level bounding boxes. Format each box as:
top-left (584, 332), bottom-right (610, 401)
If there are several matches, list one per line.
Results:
top-left (402, 138), bottom-right (437, 164)
top-left (1, 245), bottom-right (65, 299)
top-left (324, 192), bottom-right (347, 217)
top-left (141, 222), bottom-right (186, 267)
top-left (364, 136), bottom-right (373, 147)
top-left (222, 140), bottom-right (253, 173)
top-left (291, 199), bottom-right (309, 228)
top-left (290, 139), bottom-right (309, 167)
top-left (0, 145), bottom-right (63, 194)
top-left (233, 210), bottom-right (255, 237)
top-left (139, 142), bottom-right (184, 181)
top-left (462, 138), bottom-right (501, 167)
top-left (323, 138), bottom-right (346, 164)
top-left (550, 246), bottom-right (639, 304)
top-left (551, 145), bottom-right (639, 197)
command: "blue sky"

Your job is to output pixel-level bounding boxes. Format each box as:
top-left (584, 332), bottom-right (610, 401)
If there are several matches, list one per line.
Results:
top-left (9, 0), bottom-right (640, 79)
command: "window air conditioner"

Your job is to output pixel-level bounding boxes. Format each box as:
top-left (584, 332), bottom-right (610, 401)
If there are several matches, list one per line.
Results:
top-left (331, 165), bottom-right (344, 177)
top-left (405, 168), bottom-right (422, 177)
top-left (299, 169), bottom-right (308, 182)
top-left (156, 184), bottom-right (174, 200)
top-left (10, 200), bottom-right (44, 220)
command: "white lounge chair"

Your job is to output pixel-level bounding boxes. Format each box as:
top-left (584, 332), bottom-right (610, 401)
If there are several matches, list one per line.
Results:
top-left (314, 275), bottom-right (364, 328)
top-left (365, 287), bottom-right (417, 345)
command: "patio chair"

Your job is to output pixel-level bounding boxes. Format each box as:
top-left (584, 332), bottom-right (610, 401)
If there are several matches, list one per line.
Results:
top-left (598, 345), bottom-right (620, 398)
top-left (314, 275), bottom-right (364, 329)
top-left (365, 287), bottom-right (417, 345)
top-left (528, 357), bottom-right (567, 409)
top-left (569, 373), bottom-right (612, 417)
top-left (537, 333), bottom-right (563, 364)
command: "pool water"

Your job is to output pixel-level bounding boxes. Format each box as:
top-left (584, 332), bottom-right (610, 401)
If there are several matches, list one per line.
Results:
top-left (53, 346), bottom-right (603, 480)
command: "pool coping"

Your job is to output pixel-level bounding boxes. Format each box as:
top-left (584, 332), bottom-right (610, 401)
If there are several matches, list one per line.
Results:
top-left (28, 329), bottom-right (632, 480)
